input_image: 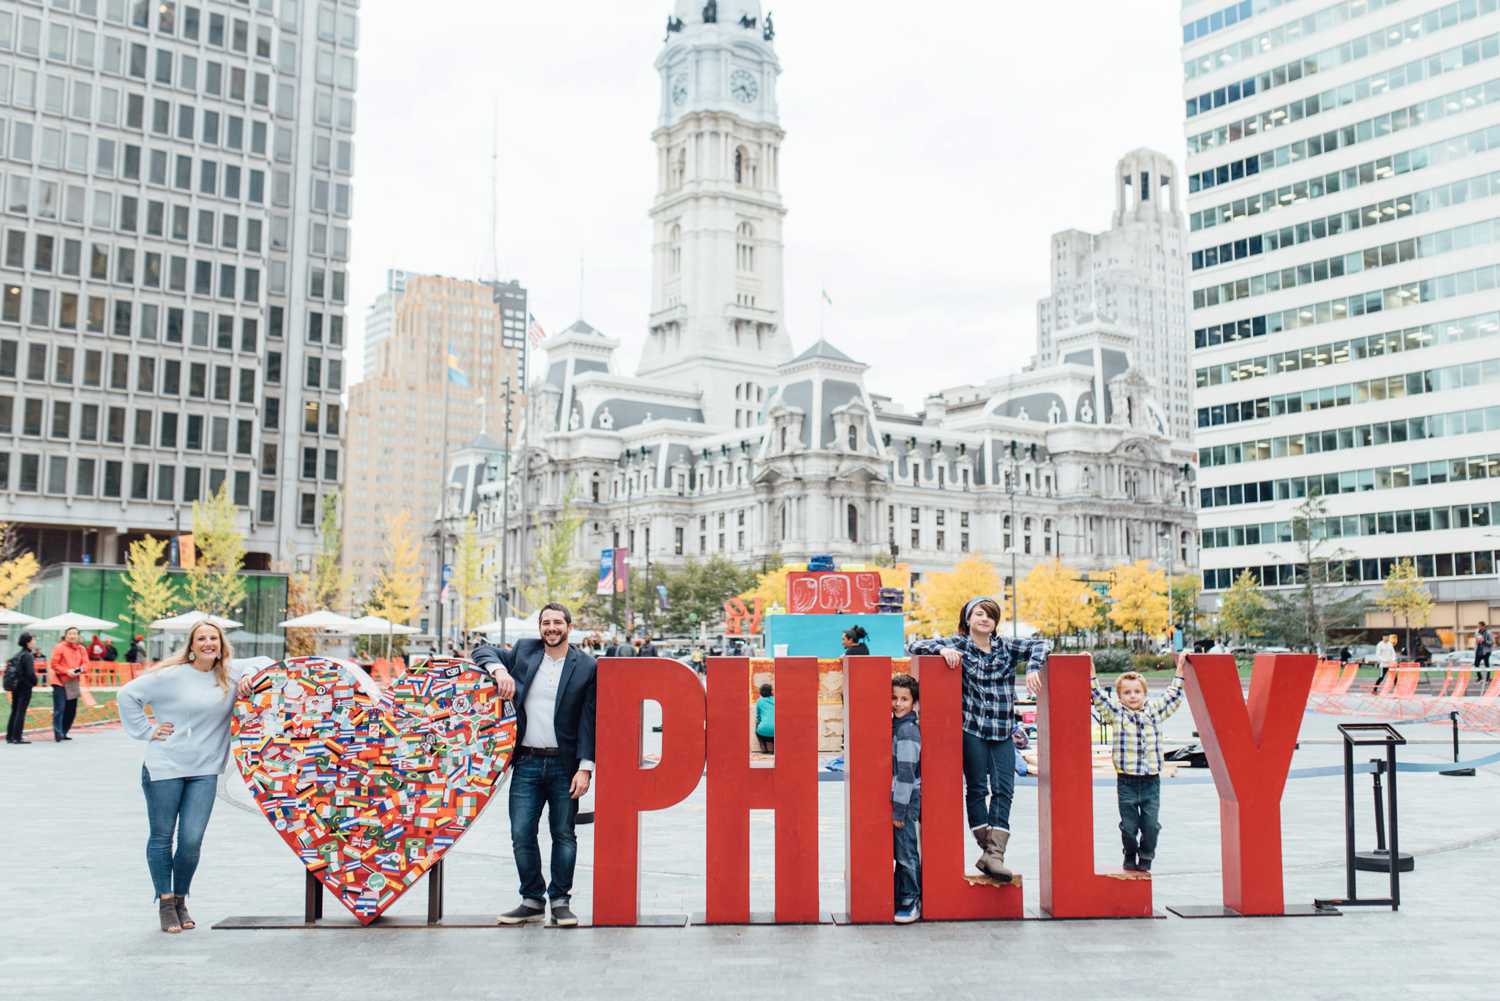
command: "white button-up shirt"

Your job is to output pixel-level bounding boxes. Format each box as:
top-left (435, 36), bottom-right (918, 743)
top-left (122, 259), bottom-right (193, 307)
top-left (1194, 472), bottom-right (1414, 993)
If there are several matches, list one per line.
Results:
top-left (518, 649), bottom-right (593, 770)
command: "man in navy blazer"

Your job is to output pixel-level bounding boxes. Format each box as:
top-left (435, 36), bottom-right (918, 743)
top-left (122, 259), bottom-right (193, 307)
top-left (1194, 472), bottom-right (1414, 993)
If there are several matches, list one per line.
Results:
top-left (473, 602), bottom-right (597, 927)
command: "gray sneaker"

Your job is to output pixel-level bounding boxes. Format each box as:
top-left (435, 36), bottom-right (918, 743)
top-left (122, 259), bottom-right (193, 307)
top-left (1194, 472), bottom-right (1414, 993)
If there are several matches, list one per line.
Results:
top-left (549, 901), bottom-right (579, 927)
top-left (496, 901), bottom-right (546, 925)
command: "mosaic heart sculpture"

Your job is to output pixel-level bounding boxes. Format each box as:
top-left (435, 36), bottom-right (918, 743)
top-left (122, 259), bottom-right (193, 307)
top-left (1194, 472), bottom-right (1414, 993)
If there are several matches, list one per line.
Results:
top-left (230, 656), bottom-right (516, 924)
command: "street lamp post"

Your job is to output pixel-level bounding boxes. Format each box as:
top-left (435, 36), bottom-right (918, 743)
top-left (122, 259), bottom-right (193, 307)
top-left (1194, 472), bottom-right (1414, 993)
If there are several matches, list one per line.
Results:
top-left (498, 378), bottom-right (514, 647)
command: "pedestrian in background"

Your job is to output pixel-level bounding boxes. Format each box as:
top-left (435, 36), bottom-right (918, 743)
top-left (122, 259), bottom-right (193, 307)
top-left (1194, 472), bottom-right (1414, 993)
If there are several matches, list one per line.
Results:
top-left (754, 683), bottom-right (775, 753)
top-left (842, 625), bottom-right (870, 656)
top-left (1474, 622), bottom-right (1492, 685)
top-left (1372, 634), bottom-right (1398, 693)
top-left (48, 627), bottom-right (89, 741)
top-left (126, 635), bottom-right (147, 664)
top-left (5, 632), bottom-right (39, 744)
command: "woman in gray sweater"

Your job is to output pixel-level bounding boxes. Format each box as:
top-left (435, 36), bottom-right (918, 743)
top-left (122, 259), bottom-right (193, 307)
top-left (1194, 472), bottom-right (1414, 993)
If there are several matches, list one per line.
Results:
top-left (118, 621), bottom-right (255, 933)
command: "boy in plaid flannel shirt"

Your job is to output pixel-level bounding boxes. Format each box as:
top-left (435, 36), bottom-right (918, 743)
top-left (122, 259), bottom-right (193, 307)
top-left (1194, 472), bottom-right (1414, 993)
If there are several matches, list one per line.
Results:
top-left (891, 673), bottom-right (922, 923)
top-left (1090, 654), bottom-right (1187, 872)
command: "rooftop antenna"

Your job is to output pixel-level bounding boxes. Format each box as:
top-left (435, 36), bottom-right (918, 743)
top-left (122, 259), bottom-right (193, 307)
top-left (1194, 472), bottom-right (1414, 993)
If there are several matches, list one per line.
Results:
top-left (578, 253), bottom-right (585, 320)
top-left (490, 96), bottom-right (500, 282)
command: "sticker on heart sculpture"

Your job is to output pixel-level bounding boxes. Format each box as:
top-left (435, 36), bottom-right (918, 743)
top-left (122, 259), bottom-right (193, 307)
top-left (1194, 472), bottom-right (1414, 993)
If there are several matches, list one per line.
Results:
top-left (230, 656), bottom-right (516, 924)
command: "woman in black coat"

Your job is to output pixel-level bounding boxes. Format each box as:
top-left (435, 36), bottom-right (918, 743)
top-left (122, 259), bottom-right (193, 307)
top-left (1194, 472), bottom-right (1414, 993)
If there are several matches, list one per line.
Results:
top-left (5, 632), bottom-right (39, 744)
top-left (841, 625), bottom-right (870, 657)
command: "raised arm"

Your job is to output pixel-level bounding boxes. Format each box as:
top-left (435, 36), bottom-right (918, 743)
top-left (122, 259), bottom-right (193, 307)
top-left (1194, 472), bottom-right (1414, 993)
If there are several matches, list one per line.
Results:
top-left (907, 635), bottom-right (957, 656)
top-left (1151, 676), bottom-right (1188, 720)
top-left (1089, 676), bottom-right (1119, 725)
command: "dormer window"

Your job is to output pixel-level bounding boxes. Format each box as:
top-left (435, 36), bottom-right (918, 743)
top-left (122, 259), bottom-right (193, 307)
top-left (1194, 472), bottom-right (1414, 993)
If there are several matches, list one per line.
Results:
top-left (847, 425), bottom-right (858, 451)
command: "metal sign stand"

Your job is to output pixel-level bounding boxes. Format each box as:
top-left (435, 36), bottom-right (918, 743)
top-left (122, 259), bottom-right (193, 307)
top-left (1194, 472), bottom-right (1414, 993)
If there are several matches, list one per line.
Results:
top-left (215, 859), bottom-right (505, 930)
top-left (1315, 723), bottom-right (1407, 913)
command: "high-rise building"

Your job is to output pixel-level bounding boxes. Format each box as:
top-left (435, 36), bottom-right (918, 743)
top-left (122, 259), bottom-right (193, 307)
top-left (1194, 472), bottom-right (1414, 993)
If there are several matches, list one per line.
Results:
top-left (0, 0), bottom-right (358, 569)
top-left (361, 267), bottom-right (407, 381)
top-left (343, 273), bottom-right (525, 630)
top-left (1184, 0), bottom-right (1500, 632)
top-left (1036, 149), bottom-right (1193, 441)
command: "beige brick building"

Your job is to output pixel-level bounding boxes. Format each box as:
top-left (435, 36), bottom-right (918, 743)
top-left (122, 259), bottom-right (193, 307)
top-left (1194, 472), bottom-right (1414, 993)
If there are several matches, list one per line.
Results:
top-left (344, 274), bottom-right (526, 628)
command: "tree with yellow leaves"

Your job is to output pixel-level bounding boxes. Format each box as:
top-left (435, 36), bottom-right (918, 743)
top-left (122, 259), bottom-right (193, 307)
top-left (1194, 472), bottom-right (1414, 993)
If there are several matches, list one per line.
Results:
top-left (368, 510), bottom-right (423, 626)
top-left (1107, 559), bottom-right (1169, 645)
top-left (1019, 559), bottom-right (1094, 643)
top-left (453, 514), bottom-right (492, 633)
top-left (909, 556), bottom-right (1003, 638)
top-left (1378, 557), bottom-right (1433, 659)
top-left (184, 483), bottom-right (247, 618)
top-left (0, 521), bottom-right (40, 610)
top-left (121, 536), bottom-right (179, 635)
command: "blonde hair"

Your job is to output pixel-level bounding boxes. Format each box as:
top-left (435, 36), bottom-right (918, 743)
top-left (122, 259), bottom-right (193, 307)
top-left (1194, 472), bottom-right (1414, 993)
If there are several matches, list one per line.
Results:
top-left (153, 621), bottom-right (235, 692)
top-left (1114, 671), bottom-right (1149, 697)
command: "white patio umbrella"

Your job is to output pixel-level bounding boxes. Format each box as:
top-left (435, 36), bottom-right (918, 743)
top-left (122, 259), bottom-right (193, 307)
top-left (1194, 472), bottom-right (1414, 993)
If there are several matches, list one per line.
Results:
top-left (278, 610), bottom-right (358, 630)
top-left (340, 614), bottom-right (419, 659)
top-left (29, 611), bottom-right (120, 632)
top-left (150, 611), bottom-right (243, 633)
top-left (474, 617), bottom-right (542, 642)
top-left (0, 607), bottom-right (38, 626)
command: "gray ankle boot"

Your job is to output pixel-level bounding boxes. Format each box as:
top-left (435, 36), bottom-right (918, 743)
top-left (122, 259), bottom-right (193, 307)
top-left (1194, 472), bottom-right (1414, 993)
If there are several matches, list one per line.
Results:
top-left (971, 826), bottom-right (990, 868)
top-left (977, 828), bottom-right (1014, 882)
top-left (158, 897), bottom-right (182, 933)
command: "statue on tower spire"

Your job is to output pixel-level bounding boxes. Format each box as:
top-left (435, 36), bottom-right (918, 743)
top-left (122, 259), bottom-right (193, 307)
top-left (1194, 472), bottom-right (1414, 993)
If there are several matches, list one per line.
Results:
top-left (703, 1), bottom-right (718, 24)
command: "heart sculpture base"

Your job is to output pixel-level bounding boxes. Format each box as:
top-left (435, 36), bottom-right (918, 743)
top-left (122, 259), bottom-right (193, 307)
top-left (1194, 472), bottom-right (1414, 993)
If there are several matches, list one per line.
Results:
top-left (230, 656), bottom-right (516, 925)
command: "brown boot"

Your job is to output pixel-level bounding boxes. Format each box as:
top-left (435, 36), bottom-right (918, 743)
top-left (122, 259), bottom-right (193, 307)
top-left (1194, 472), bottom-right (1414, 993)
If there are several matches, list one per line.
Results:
top-left (159, 897), bottom-right (182, 934)
top-left (175, 897), bottom-right (196, 930)
top-left (977, 828), bottom-right (1014, 882)
top-left (971, 826), bottom-right (990, 869)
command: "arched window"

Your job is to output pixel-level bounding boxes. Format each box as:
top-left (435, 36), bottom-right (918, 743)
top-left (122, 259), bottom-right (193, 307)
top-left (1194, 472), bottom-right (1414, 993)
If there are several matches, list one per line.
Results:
top-left (673, 147), bottom-right (686, 189)
top-left (1023, 517), bottom-right (1034, 555)
top-left (734, 146), bottom-right (746, 184)
top-left (847, 503), bottom-right (859, 542)
top-left (1044, 519), bottom-right (1054, 555)
top-left (779, 426), bottom-right (788, 452)
top-left (669, 224), bottom-right (682, 275)
top-left (737, 221), bottom-right (756, 272)
top-left (847, 424), bottom-right (858, 451)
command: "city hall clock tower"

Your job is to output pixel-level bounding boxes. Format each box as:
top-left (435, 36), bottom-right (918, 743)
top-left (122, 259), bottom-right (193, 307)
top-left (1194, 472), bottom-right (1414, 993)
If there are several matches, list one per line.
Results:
top-left (638, 2), bottom-right (792, 427)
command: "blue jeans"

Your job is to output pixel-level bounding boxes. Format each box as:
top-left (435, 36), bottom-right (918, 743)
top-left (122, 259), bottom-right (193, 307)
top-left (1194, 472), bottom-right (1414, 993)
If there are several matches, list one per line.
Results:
top-left (140, 766), bottom-right (218, 898)
top-left (51, 686), bottom-right (77, 740)
top-left (508, 753), bottom-right (579, 904)
top-left (1117, 774), bottom-right (1162, 862)
top-left (894, 795), bottom-right (921, 909)
top-left (962, 731), bottom-right (1015, 831)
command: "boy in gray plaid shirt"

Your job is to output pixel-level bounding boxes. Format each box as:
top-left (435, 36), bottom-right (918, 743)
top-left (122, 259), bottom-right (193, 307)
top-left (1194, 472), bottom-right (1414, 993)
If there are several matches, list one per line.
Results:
top-left (891, 673), bottom-right (921, 923)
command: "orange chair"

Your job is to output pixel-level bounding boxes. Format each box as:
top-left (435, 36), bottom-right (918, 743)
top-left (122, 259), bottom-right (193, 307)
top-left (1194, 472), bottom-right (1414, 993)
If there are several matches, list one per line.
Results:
top-left (1391, 662), bottom-right (1422, 699)
top-left (1374, 664), bottom-right (1399, 697)
top-left (1311, 660), bottom-right (1340, 693)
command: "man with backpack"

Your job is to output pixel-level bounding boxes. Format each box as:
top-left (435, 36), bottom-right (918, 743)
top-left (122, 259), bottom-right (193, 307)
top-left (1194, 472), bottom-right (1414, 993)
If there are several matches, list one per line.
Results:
top-left (1475, 622), bottom-right (1493, 686)
top-left (4, 632), bottom-right (39, 744)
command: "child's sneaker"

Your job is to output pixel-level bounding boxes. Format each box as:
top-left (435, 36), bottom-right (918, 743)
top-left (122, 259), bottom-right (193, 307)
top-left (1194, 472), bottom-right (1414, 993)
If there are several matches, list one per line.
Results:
top-left (894, 901), bottom-right (921, 924)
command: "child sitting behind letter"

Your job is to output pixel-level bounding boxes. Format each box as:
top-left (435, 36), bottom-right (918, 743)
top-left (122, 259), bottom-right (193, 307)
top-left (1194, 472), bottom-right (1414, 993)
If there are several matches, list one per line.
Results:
top-left (891, 673), bottom-right (921, 923)
top-left (1089, 655), bottom-right (1187, 873)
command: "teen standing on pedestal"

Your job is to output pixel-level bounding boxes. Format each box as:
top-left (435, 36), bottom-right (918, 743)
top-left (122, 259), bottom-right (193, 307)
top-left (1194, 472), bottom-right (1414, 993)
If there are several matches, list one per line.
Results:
top-left (907, 598), bottom-right (1047, 881)
top-left (117, 621), bottom-right (255, 933)
top-left (473, 603), bottom-right (597, 928)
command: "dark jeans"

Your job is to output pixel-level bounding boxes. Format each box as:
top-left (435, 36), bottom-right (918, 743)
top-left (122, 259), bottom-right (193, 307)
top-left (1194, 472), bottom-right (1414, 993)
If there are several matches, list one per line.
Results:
top-left (961, 731), bottom-right (1015, 831)
top-left (6, 687), bottom-right (33, 741)
top-left (1117, 774), bottom-right (1162, 862)
top-left (51, 686), bottom-right (77, 740)
top-left (140, 765), bottom-right (218, 898)
top-left (508, 752), bottom-right (579, 904)
top-left (894, 796), bottom-right (921, 908)
top-left (1477, 650), bottom-right (1492, 684)
top-left (757, 735), bottom-right (774, 754)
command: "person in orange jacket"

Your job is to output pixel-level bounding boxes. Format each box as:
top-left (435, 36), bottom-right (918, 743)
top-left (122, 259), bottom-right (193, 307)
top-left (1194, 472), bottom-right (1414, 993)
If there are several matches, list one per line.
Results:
top-left (48, 627), bottom-right (89, 741)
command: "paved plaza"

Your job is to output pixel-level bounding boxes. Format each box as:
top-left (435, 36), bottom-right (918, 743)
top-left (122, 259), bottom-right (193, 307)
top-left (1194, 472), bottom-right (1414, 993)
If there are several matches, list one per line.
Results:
top-left (3, 704), bottom-right (1497, 1001)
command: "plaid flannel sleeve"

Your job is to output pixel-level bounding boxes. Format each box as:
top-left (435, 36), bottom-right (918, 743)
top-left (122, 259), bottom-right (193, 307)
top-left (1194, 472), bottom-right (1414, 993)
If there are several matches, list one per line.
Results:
top-left (1090, 679), bottom-right (1118, 725)
top-left (1151, 677), bottom-right (1187, 721)
top-left (891, 729), bottom-right (921, 824)
top-left (1005, 636), bottom-right (1049, 678)
top-left (907, 636), bottom-right (956, 657)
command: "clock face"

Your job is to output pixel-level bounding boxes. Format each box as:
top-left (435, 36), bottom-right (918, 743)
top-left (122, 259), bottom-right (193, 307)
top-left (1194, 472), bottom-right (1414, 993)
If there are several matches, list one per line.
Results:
top-left (729, 69), bottom-right (759, 105)
top-left (672, 76), bottom-right (688, 107)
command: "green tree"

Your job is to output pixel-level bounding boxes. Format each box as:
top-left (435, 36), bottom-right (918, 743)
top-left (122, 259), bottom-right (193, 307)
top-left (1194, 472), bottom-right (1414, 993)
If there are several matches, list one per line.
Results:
top-left (1169, 573), bottom-right (1203, 638)
top-left (1377, 558), bottom-right (1433, 659)
top-left (521, 483), bottom-right (589, 614)
top-left (453, 513), bottom-right (491, 633)
top-left (1263, 491), bottom-right (1367, 650)
top-left (121, 535), bottom-right (180, 634)
top-left (1216, 570), bottom-right (1267, 645)
top-left (311, 492), bottom-right (350, 612)
top-left (649, 556), bottom-right (761, 638)
top-left (184, 482), bottom-right (247, 618)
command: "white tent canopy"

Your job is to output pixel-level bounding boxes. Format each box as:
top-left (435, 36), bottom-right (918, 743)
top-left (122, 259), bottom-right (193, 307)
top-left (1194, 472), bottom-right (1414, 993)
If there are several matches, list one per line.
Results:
top-left (0, 608), bottom-right (38, 626)
top-left (278, 610), bottom-right (358, 631)
top-left (29, 611), bottom-right (119, 632)
top-left (151, 612), bottom-right (243, 633)
top-left (474, 617), bottom-right (542, 640)
top-left (340, 615), bottom-right (419, 636)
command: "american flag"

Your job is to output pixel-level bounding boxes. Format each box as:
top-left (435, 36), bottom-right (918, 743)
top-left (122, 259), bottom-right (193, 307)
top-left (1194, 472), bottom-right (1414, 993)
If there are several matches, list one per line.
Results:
top-left (527, 312), bottom-right (546, 348)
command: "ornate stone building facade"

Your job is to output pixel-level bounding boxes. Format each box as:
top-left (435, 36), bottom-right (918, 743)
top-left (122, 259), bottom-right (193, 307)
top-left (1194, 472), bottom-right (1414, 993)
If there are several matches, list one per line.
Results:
top-left (478, 6), bottom-right (1197, 617)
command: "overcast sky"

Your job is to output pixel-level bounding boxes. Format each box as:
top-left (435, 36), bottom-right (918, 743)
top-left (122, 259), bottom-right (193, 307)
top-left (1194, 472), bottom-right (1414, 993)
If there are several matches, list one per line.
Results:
top-left (347, 2), bottom-right (1185, 408)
